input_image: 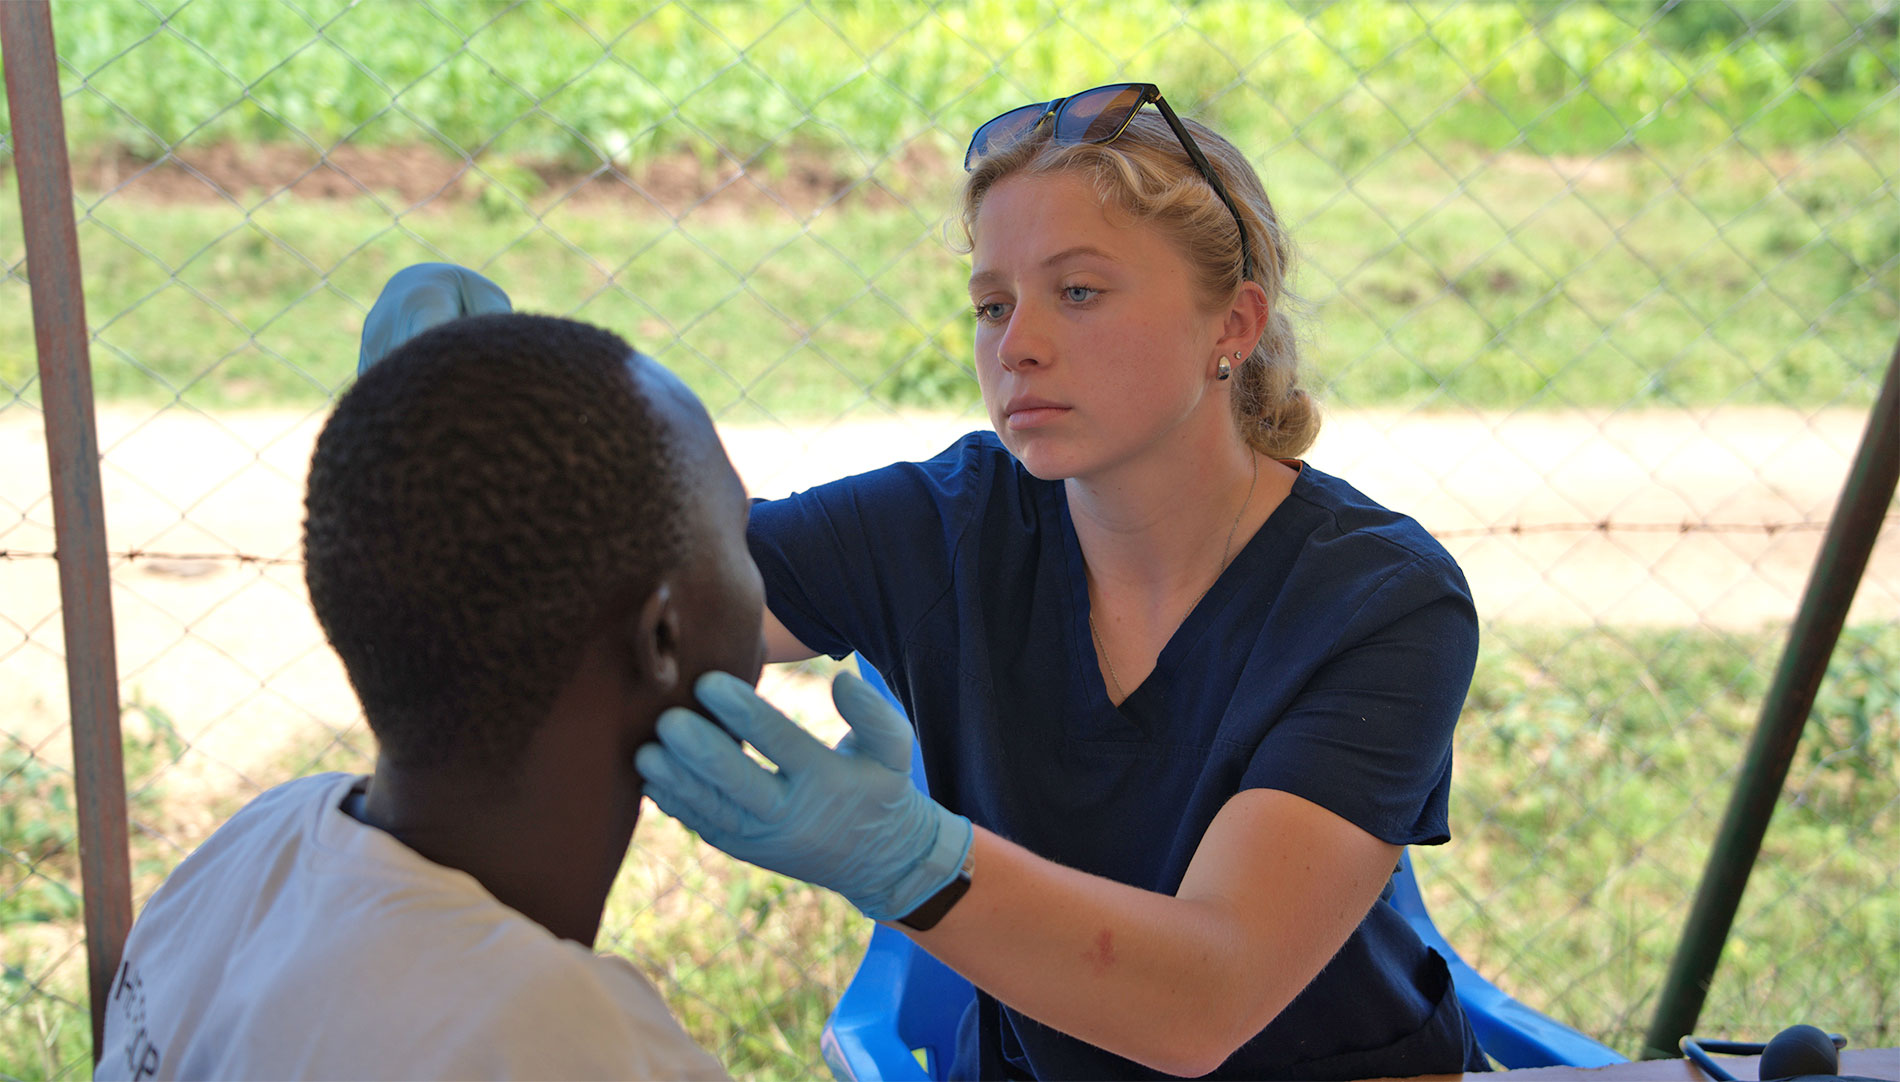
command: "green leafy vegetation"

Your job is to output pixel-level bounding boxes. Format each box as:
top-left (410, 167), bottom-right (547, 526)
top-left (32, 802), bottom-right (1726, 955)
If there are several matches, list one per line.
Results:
top-left (8, 1), bottom-right (1893, 165)
top-left (1, 696), bottom-right (194, 1082)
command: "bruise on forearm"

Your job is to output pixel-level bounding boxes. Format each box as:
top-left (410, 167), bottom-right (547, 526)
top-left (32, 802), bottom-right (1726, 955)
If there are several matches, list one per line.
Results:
top-left (1083, 927), bottom-right (1118, 975)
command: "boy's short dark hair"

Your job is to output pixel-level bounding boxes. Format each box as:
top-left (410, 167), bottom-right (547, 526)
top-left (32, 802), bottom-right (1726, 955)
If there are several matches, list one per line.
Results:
top-left (303, 312), bottom-right (689, 774)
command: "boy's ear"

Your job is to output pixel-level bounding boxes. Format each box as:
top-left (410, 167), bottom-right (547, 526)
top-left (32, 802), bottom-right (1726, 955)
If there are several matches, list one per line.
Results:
top-left (628, 581), bottom-right (681, 695)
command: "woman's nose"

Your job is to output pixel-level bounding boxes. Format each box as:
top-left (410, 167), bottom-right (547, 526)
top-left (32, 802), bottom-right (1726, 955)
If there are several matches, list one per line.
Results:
top-left (996, 311), bottom-right (1046, 372)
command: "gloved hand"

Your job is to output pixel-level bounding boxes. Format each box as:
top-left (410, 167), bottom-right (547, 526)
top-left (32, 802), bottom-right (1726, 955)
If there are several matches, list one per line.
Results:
top-left (635, 670), bottom-right (973, 924)
top-left (358, 262), bottom-right (513, 373)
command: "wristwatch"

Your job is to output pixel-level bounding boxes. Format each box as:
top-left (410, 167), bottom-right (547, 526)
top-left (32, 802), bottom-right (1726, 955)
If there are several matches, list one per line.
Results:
top-left (896, 845), bottom-right (975, 931)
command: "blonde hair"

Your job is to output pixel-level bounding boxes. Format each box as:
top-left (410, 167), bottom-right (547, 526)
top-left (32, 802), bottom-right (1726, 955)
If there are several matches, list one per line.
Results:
top-left (957, 109), bottom-right (1319, 458)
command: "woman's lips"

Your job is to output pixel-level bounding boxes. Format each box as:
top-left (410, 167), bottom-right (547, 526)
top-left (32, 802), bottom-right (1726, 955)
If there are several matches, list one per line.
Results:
top-left (1005, 402), bottom-right (1069, 430)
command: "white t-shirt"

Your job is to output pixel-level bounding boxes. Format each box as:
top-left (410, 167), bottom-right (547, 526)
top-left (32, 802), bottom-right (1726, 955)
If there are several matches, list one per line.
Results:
top-left (96, 773), bottom-right (728, 1081)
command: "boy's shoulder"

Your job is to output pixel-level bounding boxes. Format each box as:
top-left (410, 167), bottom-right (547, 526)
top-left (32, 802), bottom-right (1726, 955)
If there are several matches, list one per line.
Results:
top-left (102, 772), bottom-right (728, 1079)
top-left (148, 772), bottom-right (356, 892)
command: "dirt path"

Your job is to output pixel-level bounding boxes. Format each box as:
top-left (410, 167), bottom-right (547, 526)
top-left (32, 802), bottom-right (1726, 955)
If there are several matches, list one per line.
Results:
top-left (4, 405), bottom-right (1894, 782)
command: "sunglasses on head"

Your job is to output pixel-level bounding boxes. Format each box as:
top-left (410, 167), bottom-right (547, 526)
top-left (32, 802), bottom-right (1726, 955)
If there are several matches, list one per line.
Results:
top-left (964, 82), bottom-right (1255, 282)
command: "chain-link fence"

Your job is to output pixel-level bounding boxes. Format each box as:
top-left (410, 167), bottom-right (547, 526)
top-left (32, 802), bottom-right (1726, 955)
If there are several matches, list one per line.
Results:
top-left (4, 1), bottom-right (1896, 1077)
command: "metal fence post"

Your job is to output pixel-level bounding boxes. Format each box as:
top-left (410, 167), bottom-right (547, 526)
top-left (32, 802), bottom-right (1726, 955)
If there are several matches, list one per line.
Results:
top-left (1642, 339), bottom-right (1900, 1058)
top-left (1, 0), bottom-right (133, 1059)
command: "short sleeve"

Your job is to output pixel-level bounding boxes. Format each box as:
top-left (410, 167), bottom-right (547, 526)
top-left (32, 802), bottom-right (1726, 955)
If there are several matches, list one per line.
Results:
top-left (1239, 554), bottom-right (1479, 846)
top-left (747, 432), bottom-right (991, 666)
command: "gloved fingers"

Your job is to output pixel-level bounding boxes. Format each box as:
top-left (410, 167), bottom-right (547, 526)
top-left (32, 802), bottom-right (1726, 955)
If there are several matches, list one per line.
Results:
top-left (830, 671), bottom-right (916, 773)
top-left (637, 776), bottom-right (741, 843)
top-left (358, 263), bottom-right (513, 373)
top-left (635, 739), bottom-right (753, 836)
top-left (646, 707), bottom-right (787, 821)
top-left (693, 671), bottom-right (827, 774)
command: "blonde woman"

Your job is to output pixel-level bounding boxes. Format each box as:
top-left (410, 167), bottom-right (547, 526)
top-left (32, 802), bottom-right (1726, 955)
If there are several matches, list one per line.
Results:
top-left (639, 84), bottom-right (1488, 1080)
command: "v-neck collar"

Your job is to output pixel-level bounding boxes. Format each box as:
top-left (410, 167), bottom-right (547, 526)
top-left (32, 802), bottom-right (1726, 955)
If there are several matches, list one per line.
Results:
top-left (1056, 462), bottom-right (1308, 719)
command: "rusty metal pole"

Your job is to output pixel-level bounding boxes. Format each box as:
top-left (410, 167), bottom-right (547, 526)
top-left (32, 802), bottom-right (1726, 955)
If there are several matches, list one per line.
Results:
top-left (1, 0), bottom-right (133, 1060)
top-left (1642, 338), bottom-right (1900, 1058)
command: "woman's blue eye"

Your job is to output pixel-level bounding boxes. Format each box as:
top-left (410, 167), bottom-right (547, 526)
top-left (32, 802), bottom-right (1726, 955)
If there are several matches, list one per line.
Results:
top-left (972, 302), bottom-right (1008, 322)
top-left (1063, 286), bottom-right (1099, 303)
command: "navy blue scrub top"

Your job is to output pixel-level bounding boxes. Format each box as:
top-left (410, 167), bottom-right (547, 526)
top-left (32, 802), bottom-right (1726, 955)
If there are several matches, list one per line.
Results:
top-left (749, 431), bottom-right (1488, 1080)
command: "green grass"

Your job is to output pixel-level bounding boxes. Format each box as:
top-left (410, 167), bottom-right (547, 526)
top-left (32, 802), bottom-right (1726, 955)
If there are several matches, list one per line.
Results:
top-left (2, 133), bottom-right (1892, 418)
top-left (1425, 622), bottom-right (1900, 1053)
top-left (5, 629), bottom-right (1895, 1078)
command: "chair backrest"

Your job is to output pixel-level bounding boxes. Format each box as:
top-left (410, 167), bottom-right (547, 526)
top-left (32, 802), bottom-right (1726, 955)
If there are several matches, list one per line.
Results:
top-left (820, 661), bottom-right (1628, 1078)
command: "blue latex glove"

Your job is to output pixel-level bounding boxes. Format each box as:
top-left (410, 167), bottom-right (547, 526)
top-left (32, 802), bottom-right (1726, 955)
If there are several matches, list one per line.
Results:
top-left (636, 671), bottom-right (974, 923)
top-left (358, 262), bottom-right (513, 373)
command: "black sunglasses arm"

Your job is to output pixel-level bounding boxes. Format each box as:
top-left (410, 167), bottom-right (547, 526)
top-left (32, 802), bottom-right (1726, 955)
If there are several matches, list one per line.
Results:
top-left (1150, 94), bottom-right (1257, 283)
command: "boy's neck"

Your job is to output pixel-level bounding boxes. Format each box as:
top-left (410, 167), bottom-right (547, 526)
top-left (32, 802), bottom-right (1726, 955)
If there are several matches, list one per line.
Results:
top-left (353, 763), bottom-right (640, 946)
top-left (351, 641), bottom-right (649, 946)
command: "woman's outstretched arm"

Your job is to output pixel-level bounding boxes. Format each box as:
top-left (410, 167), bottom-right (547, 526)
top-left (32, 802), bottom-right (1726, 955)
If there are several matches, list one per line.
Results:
top-left (911, 790), bottom-right (1396, 1076)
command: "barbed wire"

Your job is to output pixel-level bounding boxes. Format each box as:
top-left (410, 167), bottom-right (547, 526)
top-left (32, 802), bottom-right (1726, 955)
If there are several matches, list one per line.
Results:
top-left (3, 515), bottom-right (1888, 568)
top-left (1429, 517), bottom-right (1886, 538)
top-left (0, 549), bottom-right (303, 566)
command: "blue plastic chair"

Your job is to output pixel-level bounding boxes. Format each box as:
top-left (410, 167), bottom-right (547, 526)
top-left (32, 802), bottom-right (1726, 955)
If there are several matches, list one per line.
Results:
top-left (820, 665), bottom-right (973, 1081)
top-left (820, 663), bottom-right (1628, 1079)
top-left (1385, 853), bottom-right (1627, 1069)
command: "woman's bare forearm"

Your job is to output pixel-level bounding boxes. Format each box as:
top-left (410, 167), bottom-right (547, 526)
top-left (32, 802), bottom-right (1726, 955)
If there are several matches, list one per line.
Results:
top-left (903, 791), bottom-right (1398, 1077)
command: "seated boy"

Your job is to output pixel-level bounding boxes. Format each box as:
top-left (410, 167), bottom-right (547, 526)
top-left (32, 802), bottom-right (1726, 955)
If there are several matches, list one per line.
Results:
top-left (96, 312), bottom-right (756, 1079)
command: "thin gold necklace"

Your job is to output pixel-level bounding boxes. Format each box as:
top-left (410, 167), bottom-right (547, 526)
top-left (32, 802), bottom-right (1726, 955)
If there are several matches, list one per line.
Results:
top-left (1089, 453), bottom-right (1258, 703)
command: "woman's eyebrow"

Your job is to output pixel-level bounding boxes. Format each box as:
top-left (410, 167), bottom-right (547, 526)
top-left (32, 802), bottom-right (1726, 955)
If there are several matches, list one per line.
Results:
top-left (969, 245), bottom-right (1119, 293)
top-left (1040, 244), bottom-right (1117, 268)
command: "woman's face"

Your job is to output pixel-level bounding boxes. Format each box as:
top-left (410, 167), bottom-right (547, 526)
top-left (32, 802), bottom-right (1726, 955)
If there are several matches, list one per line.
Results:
top-left (968, 170), bottom-right (1228, 481)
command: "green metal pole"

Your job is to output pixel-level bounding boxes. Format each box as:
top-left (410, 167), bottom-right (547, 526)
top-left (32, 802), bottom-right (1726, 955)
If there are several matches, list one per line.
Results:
top-left (1642, 339), bottom-right (1900, 1058)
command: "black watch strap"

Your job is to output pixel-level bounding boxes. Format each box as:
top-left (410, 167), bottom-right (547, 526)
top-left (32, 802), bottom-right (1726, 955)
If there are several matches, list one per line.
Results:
top-left (896, 847), bottom-right (975, 931)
